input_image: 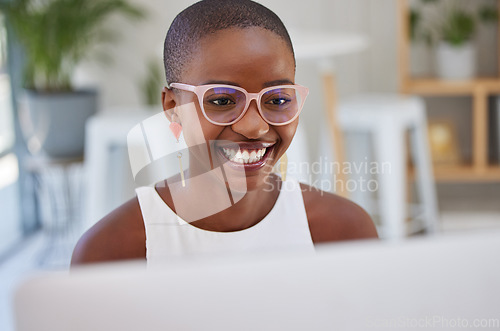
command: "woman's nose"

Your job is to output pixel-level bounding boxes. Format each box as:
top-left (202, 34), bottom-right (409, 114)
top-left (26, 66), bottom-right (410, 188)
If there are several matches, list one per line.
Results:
top-left (230, 100), bottom-right (269, 139)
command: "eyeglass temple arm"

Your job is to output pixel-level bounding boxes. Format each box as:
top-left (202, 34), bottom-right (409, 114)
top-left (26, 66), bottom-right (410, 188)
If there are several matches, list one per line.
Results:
top-left (169, 83), bottom-right (196, 92)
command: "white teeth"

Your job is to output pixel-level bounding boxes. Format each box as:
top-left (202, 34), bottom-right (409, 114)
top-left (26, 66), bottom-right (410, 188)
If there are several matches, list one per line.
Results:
top-left (221, 147), bottom-right (267, 164)
top-left (249, 151), bottom-right (257, 162)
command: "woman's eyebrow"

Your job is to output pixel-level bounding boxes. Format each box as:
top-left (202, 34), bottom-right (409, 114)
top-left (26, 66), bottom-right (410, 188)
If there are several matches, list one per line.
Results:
top-left (201, 80), bottom-right (241, 86)
top-left (262, 79), bottom-right (294, 87)
top-left (201, 79), bottom-right (294, 88)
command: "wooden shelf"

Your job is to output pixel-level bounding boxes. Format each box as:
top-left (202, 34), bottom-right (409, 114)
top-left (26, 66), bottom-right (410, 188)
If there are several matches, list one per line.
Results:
top-left (402, 78), bottom-right (500, 96)
top-left (398, 0), bottom-right (500, 182)
top-left (409, 164), bottom-right (500, 182)
top-left (433, 165), bottom-right (500, 182)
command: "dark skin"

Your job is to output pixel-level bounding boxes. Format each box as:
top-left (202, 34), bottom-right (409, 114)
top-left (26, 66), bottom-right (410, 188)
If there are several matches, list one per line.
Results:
top-left (71, 27), bottom-right (377, 266)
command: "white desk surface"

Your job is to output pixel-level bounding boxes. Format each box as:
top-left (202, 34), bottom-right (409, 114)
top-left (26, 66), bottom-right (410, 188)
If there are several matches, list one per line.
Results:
top-left (15, 230), bottom-right (500, 331)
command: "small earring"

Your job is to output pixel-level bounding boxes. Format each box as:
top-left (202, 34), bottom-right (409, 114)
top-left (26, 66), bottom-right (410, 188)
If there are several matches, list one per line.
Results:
top-left (169, 122), bottom-right (182, 142)
top-left (177, 152), bottom-right (185, 187)
top-left (280, 153), bottom-right (288, 181)
top-left (169, 122), bottom-right (185, 187)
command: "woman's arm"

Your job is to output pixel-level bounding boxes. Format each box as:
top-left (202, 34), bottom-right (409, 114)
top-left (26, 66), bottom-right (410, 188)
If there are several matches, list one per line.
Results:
top-left (71, 197), bottom-right (146, 267)
top-left (301, 184), bottom-right (379, 243)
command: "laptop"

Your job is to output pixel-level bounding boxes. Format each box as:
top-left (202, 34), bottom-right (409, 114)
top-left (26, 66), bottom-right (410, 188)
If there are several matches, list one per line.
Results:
top-left (14, 230), bottom-right (500, 331)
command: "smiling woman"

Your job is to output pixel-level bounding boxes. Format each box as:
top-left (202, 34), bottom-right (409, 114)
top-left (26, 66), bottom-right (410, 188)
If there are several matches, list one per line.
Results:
top-left (71, 0), bottom-right (378, 267)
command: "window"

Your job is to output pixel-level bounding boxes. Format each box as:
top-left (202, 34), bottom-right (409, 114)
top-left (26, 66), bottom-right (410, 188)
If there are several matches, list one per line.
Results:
top-left (0, 14), bottom-right (14, 155)
top-left (0, 14), bottom-right (21, 257)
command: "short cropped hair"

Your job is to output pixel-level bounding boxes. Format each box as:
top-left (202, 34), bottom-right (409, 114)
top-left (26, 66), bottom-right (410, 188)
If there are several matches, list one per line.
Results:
top-left (163, 0), bottom-right (295, 86)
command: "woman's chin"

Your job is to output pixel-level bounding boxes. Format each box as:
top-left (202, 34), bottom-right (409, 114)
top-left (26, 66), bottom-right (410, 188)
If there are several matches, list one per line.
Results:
top-left (222, 166), bottom-right (276, 196)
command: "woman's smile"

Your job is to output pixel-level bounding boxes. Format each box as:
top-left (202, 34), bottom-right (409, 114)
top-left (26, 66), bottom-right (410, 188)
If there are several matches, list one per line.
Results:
top-left (215, 141), bottom-right (276, 171)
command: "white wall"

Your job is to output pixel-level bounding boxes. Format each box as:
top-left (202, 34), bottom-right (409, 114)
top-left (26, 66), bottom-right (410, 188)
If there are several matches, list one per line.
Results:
top-left (73, 0), bottom-right (188, 109)
top-left (74, 0), bottom-right (400, 110)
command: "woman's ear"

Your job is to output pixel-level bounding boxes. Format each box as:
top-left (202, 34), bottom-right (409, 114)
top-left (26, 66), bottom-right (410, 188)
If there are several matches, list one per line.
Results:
top-left (161, 87), bottom-right (178, 123)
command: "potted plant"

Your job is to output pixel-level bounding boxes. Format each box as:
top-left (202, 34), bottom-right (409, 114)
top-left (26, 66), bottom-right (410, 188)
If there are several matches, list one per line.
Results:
top-left (0, 0), bottom-right (144, 158)
top-left (410, 0), bottom-right (497, 80)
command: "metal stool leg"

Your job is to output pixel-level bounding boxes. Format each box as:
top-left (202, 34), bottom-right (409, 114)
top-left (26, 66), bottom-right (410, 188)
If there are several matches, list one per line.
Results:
top-left (374, 118), bottom-right (407, 240)
top-left (409, 107), bottom-right (440, 234)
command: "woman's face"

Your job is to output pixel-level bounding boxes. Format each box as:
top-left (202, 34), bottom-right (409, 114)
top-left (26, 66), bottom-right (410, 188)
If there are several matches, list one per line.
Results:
top-left (166, 27), bottom-right (297, 192)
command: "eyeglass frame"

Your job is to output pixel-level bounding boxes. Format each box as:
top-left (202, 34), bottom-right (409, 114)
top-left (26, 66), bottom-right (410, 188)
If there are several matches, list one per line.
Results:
top-left (168, 82), bottom-right (309, 126)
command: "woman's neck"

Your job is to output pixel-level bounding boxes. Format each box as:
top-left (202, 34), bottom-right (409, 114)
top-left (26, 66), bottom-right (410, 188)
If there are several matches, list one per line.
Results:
top-left (156, 172), bottom-right (281, 232)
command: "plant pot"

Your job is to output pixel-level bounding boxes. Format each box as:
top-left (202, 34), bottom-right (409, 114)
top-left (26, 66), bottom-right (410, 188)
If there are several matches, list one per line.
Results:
top-left (18, 89), bottom-right (98, 159)
top-left (435, 42), bottom-right (476, 80)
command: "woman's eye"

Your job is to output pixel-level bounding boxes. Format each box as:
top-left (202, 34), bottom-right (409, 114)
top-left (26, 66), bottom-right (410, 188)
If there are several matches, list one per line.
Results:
top-left (211, 98), bottom-right (234, 106)
top-left (269, 98), bottom-right (289, 106)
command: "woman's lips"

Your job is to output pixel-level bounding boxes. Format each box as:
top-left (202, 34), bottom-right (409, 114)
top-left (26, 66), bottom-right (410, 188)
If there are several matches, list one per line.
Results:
top-left (215, 142), bottom-right (275, 170)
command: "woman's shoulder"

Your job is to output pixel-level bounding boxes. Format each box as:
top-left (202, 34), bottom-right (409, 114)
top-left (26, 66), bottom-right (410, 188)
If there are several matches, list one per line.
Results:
top-left (299, 183), bottom-right (379, 243)
top-left (71, 197), bottom-right (146, 267)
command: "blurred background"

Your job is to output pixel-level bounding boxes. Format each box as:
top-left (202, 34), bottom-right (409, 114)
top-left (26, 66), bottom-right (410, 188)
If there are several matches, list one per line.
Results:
top-left (1, 0), bottom-right (500, 329)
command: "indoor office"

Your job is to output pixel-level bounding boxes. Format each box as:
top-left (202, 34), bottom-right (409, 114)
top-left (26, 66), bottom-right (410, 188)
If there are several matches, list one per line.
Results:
top-left (1, 0), bottom-right (500, 330)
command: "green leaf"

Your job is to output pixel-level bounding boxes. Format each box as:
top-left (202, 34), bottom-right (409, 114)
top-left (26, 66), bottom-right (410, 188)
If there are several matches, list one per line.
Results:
top-left (479, 6), bottom-right (498, 23)
top-left (441, 8), bottom-right (475, 46)
top-left (410, 9), bottom-right (421, 41)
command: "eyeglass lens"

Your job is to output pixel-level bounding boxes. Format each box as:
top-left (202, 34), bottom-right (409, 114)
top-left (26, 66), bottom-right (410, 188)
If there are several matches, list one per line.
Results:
top-left (202, 86), bottom-right (302, 124)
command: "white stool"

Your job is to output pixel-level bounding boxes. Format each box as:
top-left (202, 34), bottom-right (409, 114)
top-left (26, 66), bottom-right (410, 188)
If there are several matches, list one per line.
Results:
top-left (84, 109), bottom-right (152, 229)
top-left (337, 94), bottom-right (439, 240)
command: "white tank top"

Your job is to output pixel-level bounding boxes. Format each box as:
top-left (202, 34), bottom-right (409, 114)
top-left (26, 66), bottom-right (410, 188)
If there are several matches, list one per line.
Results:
top-left (136, 178), bottom-right (314, 266)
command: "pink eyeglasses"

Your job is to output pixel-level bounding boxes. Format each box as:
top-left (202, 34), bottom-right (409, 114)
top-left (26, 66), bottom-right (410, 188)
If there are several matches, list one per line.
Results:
top-left (169, 83), bottom-right (309, 126)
